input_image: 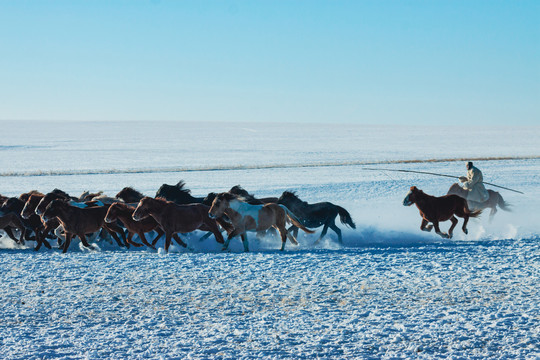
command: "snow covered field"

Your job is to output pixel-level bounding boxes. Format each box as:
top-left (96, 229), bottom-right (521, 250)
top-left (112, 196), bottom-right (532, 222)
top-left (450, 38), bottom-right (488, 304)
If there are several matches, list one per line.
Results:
top-left (1, 121), bottom-right (539, 359)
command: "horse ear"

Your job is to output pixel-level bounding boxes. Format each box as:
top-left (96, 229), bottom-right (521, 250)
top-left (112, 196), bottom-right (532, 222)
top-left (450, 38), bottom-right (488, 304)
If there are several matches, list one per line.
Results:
top-left (410, 186), bottom-right (417, 191)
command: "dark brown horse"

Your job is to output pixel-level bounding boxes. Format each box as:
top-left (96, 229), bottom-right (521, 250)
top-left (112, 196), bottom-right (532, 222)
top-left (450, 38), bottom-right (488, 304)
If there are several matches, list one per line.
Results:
top-left (105, 202), bottom-right (163, 249)
top-left (403, 186), bottom-right (482, 239)
top-left (1, 197), bottom-right (45, 247)
top-left (0, 212), bottom-right (26, 244)
top-left (209, 192), bottom-right (314, 252)
top-left (132, 197), bottom-right (224, 252)
top-left (42, 200), bottom-right (127, 253)
top-left (278, 191), bottom-right (355, 244)
top-left (21, 193), bottom-right (58, 250)
top-left (447, 183), bottom-right (510, 218)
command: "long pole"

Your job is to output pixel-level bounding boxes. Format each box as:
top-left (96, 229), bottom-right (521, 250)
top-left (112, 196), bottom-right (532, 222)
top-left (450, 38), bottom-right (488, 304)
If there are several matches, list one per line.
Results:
top-left (362, 167), bottom-right (524, 194)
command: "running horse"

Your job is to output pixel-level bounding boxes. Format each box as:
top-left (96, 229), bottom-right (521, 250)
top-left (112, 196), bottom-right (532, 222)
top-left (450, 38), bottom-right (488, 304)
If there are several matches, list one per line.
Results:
top-left (42, 200), bottom-right (127, 253)
top-left (447, 183), bottom-right (510, 218)
top-left (105, 202), bottom-right (162, 249)
top-left (208, 192), bottom-right (314, 252)
top-left (278, 191), bottom-right (356, 244)
top-left (403, 186), bottom-right (482, 239)
top-left (132, 197), bottom-right (224, 252)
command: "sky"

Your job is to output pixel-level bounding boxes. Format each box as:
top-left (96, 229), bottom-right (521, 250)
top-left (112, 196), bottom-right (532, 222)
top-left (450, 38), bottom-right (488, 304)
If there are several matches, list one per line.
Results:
top-left (0, 1), bottom-right (538, 125)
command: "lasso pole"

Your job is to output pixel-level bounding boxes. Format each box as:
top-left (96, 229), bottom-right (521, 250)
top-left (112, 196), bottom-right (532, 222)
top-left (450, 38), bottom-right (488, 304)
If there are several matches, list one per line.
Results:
top-left (362, 168), bottom-right (524, 194)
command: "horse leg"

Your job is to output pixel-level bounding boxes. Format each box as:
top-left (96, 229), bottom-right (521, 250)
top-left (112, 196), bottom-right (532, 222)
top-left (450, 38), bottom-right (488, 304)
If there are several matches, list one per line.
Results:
top-left (172, 233), bottom-right (188, 248)
top-left (328, 221), bottom-right (343, 244)
top-left (462, 215), bottom-right (470, 235)
top-left (55, 225), bottom-right (66, 247)
top-left (433, 222), bottom-right (449, 239)
top-left (151, 228), bottom-right (165, 246)
top-left (103, 226), bottom-right (126, 248)
top-left (283, 224), bottom-right (299, 246)
top-left (204, 220), bottom-right (224, 244)
top-left (79, 233), bottom-right (96, 250)
top-left (448, 216), bottom-right (458, 239)
top-left (276, 225), bottom-right (291, 251)
top-left (137, 231), bottom-right (156, 249)
top-left (420, 219), bottom-right (433, 232)
top-left (105, 223), bottom-right (127, 248)
top-left (125, 232), bottom-right (144, 248)
top-left (62, 233), bottom-right (73, 253)
top-left (240, 233), bottom-right (249, 252)
top-left (199, 231), bottom-right (213, 242)
top-left (223, 228), bottom-right (244, 251)
top-left (314, 224), bottom-right (329, 244)
top-left (489, 206), bottom-right (497, 222)
top-left (164, 233), bottom-right (172, 252)
top-left (39, 223), bottom-right (54, 249)
top-left (4, 226), bottom-right (21, 244)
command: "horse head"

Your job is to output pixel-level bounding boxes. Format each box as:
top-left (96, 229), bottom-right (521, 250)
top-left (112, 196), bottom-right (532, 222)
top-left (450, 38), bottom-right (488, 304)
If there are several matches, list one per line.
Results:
top-left (403, 186), bottom-right (421, 206)
top-left (42, 199), bottom-right (66, 222)
top-left (105, 202), bottom-right (125, 223)
top-left (208, 192), bottom-right (235, 219)
top-left (21, 194), bottom-right (43, 219)
top-left (132, 197), bottom-right (160, 221)
top-left (35, 192), bottom-right (62, 215)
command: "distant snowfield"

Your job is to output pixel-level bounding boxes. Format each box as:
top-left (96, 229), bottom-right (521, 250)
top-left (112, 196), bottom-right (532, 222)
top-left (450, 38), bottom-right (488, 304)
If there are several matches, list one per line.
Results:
top-left (0, 122), bottom-right (539, 359)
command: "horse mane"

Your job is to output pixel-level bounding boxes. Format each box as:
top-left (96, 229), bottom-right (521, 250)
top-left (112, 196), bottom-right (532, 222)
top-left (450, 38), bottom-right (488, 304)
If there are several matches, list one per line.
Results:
top-left (51, 189), bottom-right (71, 199)
top-left (19, 190), bottom-right (44, 201)
top-left (229, 185), bottom-right (258, 202)
top-left (282, 191), bottom-right (308, 206)
top-left (218, 192), bottom-right (238, 202)
top-left (117, 187), bottom-right (145, 200)
top-left (175, 181), bottom-right (191, 194)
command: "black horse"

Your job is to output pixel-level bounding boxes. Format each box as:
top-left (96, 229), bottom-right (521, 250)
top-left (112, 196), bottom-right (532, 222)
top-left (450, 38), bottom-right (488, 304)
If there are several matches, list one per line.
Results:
top-left (277, 191), bottom-right (356, 243)
top-left (155, 181), bottom-right (205, 204)
top-left (116, 187), bottom-right (146, 203)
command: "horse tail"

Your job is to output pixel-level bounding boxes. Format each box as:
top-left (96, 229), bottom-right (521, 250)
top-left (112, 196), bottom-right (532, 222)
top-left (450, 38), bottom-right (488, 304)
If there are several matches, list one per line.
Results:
top-left (279, 205), bottom-right (315, 234)
top-left (497, 194), bottom-right (512, 212)
top-left (336, 206), bottom-right (356, 229)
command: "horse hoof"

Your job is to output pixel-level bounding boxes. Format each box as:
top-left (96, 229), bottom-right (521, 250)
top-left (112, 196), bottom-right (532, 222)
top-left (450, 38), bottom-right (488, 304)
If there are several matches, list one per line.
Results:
top-left (463, 229), bottom-right (468, 235)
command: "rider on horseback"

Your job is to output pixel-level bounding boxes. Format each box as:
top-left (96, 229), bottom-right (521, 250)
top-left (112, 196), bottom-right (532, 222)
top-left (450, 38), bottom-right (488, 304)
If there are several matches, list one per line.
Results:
top-left (459, 161), bottom-right (489, 207)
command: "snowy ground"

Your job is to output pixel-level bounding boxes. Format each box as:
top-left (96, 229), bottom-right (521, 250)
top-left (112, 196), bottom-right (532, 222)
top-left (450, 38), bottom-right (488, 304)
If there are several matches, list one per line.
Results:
top-left (0, 121), bottom-right (539, 359)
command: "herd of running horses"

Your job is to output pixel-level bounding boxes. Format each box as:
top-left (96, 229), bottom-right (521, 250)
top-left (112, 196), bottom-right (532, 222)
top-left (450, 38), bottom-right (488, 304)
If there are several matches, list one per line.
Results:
top-left (0, 180), bottom-right (510, 253)
top-left (0, 181), bottom-right (356, 253)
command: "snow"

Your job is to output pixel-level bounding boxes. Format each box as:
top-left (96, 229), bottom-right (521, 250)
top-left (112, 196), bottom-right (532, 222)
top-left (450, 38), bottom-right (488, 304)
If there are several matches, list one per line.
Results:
top-left (0, 121), bottom-right (539, 359)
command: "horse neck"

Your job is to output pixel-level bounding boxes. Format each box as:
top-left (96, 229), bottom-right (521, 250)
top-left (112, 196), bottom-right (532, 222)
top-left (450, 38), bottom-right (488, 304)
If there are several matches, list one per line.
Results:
top-left (281, 197), bottom-right (304, 213)
top-left (145, 199), bottom-right (167, 219)
top-left (113, 205), bottom-right (133, 222)
top-left (412, 192), bottom-right (433, 211)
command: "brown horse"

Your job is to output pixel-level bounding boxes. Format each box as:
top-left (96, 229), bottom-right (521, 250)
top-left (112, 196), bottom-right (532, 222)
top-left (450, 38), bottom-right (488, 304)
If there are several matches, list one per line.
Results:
top-left (132, 197), bottom-right (224, 252)
top-left (2, 197), bottom-right (45, 247)
top-left (21, 193), bottom-right (58, 250)
top-left (0, 212), bottom-right (26, 244)
top-left (105, 202), bottom-right (163, 250)
top-left (447, 183), bottom-right (511, 218)
top-left (42, 200), bottom-right (127, 253)
top-left (403, 186), bottom-right (482, 239)
top-left (209, 192), bottom-right (314, 252)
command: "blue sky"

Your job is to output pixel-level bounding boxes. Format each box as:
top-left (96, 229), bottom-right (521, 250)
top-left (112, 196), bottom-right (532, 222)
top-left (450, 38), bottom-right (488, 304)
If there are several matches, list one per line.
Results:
top-left (0, 1), bottom-right (538, 125)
